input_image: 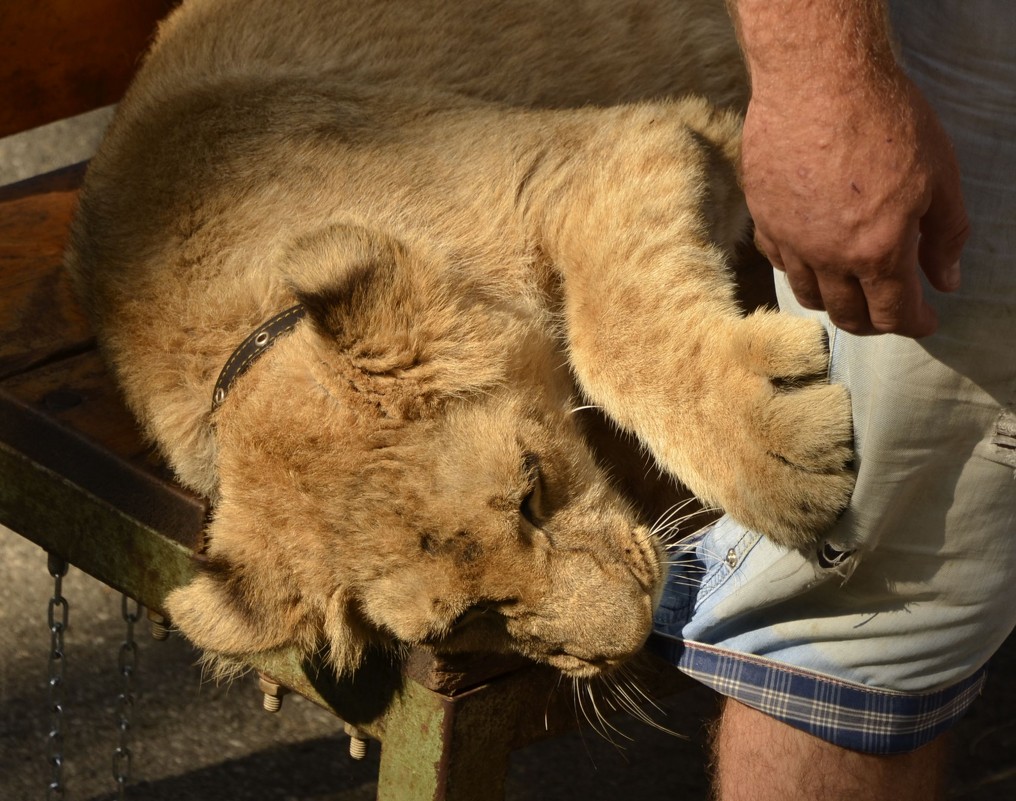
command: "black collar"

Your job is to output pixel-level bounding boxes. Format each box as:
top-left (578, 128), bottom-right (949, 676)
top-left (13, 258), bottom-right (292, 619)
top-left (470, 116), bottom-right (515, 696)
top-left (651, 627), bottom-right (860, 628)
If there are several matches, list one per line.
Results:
top-left (211, 304), bottom-right (306, 410)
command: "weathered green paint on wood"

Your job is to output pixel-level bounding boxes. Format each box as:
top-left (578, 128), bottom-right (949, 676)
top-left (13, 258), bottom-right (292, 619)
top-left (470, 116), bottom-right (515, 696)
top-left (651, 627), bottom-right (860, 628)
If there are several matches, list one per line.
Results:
top-left (0, 441), bottom-right (195, 611)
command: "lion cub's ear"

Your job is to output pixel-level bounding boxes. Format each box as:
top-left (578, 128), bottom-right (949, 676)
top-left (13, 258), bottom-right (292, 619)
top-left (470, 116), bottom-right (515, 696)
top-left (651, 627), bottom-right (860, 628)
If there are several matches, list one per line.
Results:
top-left (284, 224), bottom-right (426, 351)
top-left (284, 223), bottom-right (506, 394)
top-left (165, 499), bottom-right (374, 676)
top-left (166, 571), bottom-right (372, 676)
top-left (165, 554), bottom-right (305, 659)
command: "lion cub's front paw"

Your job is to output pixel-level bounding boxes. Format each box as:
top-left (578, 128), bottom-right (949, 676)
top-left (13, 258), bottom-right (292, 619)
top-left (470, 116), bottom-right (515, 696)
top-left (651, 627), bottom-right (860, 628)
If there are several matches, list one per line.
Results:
top-left (718, 312), bottom-right (855, 549)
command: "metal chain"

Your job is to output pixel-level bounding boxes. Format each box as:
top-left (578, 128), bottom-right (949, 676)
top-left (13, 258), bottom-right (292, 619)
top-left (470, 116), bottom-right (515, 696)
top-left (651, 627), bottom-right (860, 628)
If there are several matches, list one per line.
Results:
top-left (46, 553), bottom-right (69, 801)
top-left (112, 595), bottom-right (142, 800)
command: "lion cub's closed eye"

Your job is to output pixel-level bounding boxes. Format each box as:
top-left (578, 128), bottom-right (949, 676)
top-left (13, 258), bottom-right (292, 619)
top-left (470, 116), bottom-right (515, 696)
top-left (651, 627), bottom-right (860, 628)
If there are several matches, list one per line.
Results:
top-left (66, 0), bottom-right (854, 679)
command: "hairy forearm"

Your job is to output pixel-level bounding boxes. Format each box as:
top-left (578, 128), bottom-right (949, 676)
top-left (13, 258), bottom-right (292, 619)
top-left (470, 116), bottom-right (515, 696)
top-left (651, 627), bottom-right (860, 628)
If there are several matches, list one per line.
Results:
top-left (725, 0), bottom-right (901, 101)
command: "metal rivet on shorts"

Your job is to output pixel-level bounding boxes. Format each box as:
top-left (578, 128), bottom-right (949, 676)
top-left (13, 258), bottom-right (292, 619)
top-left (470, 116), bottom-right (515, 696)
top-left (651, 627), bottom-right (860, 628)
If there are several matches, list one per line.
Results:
top-left (254, 331), bottom-right (271, 347)
top-left (725, 548), bottom-right (738, 568)
top-left (213, 387), bottom-right (226, 405)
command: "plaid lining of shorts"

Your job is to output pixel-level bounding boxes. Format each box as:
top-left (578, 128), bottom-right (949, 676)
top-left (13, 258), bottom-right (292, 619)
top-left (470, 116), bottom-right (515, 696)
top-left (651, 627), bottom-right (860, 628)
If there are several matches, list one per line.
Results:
top-left (649, 634), bottom-right (987, 755)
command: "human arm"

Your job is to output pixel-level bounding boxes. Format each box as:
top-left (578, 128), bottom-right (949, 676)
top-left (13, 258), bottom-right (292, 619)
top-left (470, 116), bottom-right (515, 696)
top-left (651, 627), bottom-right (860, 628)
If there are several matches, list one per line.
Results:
top-left (726, 0), bottom-right (969, 337)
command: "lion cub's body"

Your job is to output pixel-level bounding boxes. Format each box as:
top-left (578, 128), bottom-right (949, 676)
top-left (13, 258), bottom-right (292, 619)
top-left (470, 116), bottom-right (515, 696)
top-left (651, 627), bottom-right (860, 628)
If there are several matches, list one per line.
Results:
top-left (66, 0), bottom-right (853, 677)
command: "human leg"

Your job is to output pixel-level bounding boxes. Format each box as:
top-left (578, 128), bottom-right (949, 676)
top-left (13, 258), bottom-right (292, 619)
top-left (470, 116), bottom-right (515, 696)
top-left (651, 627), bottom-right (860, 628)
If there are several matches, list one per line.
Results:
top-left (711, 700), bottom-right (949, 801)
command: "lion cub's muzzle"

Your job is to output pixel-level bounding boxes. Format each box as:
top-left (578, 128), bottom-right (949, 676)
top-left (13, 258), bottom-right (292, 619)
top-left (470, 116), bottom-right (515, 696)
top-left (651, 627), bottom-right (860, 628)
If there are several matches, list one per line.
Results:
top-left (519, 527), bottom-right (664, 678)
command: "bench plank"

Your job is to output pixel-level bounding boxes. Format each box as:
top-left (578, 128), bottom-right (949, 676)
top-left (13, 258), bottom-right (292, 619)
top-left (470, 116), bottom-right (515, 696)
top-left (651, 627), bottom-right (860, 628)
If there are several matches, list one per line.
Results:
top-left (0, 164), bottom-right (93, 379)
top-left (0, 165), bottom-right (208, 544)
top-left (0, 350), bottom-right (208, 546)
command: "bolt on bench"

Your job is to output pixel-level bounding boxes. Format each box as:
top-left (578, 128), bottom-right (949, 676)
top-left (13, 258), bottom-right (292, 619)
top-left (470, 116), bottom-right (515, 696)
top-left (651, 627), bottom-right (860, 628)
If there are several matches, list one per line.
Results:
top-left (0, 2), bottom-right (698, 799)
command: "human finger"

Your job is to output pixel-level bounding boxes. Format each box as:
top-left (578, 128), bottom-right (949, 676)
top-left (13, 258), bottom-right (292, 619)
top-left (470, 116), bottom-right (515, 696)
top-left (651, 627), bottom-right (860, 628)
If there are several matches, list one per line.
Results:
top-left (859, 229), bottom-right (938, 337)
top-left (753, 228), bottom-right (785, 270)
top-left (780, 254), bottom-right (826, 312)
top-left (809, 269), bottom-right (874, 335)
top-left (859, 265), bottom-right (938, 337)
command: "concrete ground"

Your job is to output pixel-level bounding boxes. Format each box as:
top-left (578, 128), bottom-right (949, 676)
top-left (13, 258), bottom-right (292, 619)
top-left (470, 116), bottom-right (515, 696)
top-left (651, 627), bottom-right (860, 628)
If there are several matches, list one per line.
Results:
top-left (2, 111), bottom-right (1015, 801)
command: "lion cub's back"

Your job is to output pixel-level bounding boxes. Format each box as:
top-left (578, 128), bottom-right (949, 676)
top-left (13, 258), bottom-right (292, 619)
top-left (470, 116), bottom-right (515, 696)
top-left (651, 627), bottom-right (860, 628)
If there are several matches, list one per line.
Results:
top-left (142, 0), bottom-right (744, 111)
top-left (66, 0), bottom-right (746, 494)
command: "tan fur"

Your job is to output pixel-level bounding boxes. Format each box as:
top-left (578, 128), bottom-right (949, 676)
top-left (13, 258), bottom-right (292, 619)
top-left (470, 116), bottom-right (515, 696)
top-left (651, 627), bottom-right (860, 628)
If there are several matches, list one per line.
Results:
top-left (65, 0), bottom-right (853, 678)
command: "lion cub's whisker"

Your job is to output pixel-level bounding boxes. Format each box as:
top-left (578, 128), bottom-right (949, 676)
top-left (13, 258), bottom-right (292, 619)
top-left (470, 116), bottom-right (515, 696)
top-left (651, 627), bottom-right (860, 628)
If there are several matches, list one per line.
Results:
top-left (604, 675), bottom-right (684, 738)
top-left (585, 682), bottom-right (634, 746)
top-left (568, 404), bottom-right (604, 414)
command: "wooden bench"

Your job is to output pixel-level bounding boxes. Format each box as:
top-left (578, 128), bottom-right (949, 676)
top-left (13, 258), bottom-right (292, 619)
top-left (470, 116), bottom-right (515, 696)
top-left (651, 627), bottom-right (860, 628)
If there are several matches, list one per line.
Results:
top-left (1, 2), bottom-right (703, 799)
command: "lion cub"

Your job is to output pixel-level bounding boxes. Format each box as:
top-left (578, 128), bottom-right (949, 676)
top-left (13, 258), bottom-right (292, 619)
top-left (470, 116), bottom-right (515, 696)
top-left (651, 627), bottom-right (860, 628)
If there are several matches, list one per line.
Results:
top-left (66, 0), bottom-right (853, 678)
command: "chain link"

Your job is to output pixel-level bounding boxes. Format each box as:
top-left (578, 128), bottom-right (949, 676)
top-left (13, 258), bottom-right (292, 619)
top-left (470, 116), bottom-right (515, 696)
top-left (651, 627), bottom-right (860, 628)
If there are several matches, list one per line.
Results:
top-left (46, 553), bottom-right (69, 801)
top-left (112, 594), bottom-right (142, 800)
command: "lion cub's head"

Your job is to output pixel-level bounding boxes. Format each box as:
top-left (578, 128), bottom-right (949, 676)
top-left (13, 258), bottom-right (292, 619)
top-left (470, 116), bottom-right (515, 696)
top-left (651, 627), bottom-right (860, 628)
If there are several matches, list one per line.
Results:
top-left (166, 225), bottom-right (663, 678)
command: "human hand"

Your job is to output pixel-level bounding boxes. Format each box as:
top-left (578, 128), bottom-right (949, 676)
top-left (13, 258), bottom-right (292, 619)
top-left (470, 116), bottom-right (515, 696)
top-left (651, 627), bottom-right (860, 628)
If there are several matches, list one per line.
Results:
top-left (741, 74), bottom-right (969, 337)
